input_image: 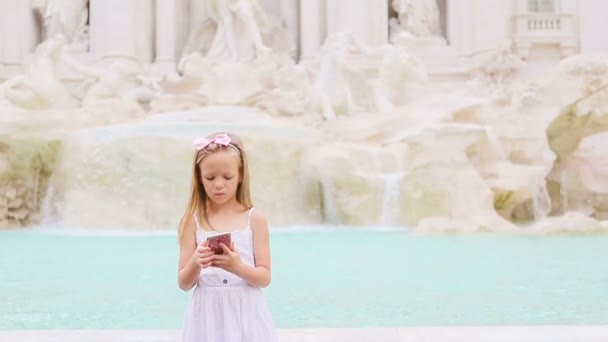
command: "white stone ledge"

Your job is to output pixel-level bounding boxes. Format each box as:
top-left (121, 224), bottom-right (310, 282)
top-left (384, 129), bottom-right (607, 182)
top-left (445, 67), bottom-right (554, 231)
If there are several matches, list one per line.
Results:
top-left (1, 326), bottom-right (608, 342)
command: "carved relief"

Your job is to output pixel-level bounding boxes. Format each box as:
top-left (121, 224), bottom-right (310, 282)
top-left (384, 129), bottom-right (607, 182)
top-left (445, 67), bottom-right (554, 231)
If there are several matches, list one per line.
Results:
top-left (32, 0), bottom-right (89, 51)
top-left (389, 0), bottom-right (447, 41)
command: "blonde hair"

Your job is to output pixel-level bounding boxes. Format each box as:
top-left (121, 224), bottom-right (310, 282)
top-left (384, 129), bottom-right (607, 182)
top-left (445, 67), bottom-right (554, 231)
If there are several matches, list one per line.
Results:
top-left (178, 132), bottom-right (252, 241)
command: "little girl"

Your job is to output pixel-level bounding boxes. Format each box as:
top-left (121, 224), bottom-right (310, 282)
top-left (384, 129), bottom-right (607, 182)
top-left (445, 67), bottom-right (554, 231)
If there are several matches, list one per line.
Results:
top-left (177, 132), bottom-right (277, 342)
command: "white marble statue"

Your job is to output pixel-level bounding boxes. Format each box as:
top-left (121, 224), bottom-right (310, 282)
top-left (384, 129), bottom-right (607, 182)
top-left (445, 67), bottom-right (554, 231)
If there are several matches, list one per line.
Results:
top-left (309, 33), bottom-right (359, 120)
top-left (241, 60), bottom-right (312, 117)
top-left (0, 32), bottom-right (153, 116)
top-left (390, 0), bottom-right (441, 38)
top-left (352, 33), bottom-right (428, 105)
top-left (308, 33), bottom-right (389, 120)
top-left (0, 36), bottom-right (77, 110)
top-left (32, 0), bottom-right (89, 49)
top-left (182, 0), bottom-right (293, 63)
top-left (55, 51), bottom-right (157, 117)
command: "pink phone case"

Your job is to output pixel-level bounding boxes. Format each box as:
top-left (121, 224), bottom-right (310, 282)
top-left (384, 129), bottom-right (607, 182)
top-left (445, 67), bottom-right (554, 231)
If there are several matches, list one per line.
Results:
top-left (207, 233), bottom-right (231, 254)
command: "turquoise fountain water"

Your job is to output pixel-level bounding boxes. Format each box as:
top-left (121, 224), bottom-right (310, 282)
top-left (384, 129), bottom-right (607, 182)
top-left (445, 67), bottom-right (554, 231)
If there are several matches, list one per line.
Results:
top-left (2, 228), bottom-right (607, 329)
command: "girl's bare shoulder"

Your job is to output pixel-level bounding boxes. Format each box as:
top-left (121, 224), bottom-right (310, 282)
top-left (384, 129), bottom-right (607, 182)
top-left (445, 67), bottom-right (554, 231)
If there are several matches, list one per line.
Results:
top-left (250, 208), bottom-right (269, 232)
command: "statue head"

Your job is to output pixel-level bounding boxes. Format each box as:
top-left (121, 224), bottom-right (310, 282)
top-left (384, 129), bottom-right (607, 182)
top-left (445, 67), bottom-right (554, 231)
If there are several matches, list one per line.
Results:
top-left (34, 35), bottom-right (67, 60)
top-left (392, 32), bottom-right (415, 48)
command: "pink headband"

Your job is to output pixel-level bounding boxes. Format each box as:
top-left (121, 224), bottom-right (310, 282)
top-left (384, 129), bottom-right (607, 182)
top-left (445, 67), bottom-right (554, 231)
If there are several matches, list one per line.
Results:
top-left (193, 133), bottom-right (240, 155)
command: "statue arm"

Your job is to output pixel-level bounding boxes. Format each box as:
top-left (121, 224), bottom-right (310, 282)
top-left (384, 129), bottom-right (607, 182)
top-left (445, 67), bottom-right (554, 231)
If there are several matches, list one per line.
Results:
top-left (60, 52), bottom-right (101, 79)
top-left (350, 35), bottom-right (389, 57)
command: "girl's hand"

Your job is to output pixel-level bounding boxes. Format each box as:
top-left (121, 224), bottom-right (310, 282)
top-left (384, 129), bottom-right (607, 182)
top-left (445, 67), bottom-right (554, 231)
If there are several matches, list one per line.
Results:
top-left (212, 242), bottom-right (243, 274)
top-left (190, 241), bottom-right (214, 269)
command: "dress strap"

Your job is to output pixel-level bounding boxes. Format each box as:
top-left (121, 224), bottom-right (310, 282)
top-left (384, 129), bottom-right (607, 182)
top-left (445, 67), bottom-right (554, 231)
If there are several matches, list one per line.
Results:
top-left (192, 213), bottom-right (204, 242)
top-left (246, 207), bottom-right (255, 229)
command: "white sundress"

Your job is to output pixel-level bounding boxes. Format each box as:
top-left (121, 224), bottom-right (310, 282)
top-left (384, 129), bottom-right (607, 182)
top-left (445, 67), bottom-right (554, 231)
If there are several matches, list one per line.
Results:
top-left (182, 208), bottom-right (278, 342)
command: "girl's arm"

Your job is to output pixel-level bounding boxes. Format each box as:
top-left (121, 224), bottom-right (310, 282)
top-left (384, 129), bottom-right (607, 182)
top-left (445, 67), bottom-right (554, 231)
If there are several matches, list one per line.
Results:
top-left (235, 210), bottom-right (272, 288)
top-left (178, 215), bottom-right (207, 291)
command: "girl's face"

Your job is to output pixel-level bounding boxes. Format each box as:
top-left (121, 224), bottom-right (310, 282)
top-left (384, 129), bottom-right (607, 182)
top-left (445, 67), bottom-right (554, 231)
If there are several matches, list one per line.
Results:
top-left (198, 149), bottom-right (242, 205)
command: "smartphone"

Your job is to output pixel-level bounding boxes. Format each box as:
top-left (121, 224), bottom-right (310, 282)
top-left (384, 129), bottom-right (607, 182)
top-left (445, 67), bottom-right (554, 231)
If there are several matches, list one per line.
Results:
top-left (206, 232), bottom-right (231, 254)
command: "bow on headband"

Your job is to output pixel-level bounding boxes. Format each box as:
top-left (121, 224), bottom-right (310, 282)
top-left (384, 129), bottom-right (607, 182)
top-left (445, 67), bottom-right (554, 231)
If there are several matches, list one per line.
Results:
top-left (193, 133), bottom-right (237, 152)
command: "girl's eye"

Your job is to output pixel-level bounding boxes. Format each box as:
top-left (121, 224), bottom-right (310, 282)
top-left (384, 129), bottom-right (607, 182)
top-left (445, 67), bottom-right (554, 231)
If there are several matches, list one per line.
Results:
top-left (225, 176), bottom-right (234, 180)
top-left (205, 177), bottom-right (215, 181)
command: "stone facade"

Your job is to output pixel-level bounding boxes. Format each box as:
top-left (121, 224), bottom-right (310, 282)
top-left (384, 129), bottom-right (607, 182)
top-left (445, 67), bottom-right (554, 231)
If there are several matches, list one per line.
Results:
top-left (1, 0), bottom-right (607, 81)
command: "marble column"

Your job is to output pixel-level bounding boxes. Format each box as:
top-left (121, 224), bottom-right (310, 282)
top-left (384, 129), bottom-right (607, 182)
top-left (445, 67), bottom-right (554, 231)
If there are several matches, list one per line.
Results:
top-left (578, 0), bottom-right (608, 55)
top-left (188, 0), bottom-right (208, 34)
top-left (326, 0), bottom-right (387, 48)
top-left (446, 0), bottom-right (474, 55)
top-left (89, 0), bottom-right (153, 69)
top-left (134, 0), bottom-right (155, 64)
top-left (0, 0), bottom-right (35, 77)
top-left (516, 0), bottom-right (529, 12)
top-left (280, 0), bottom-right (300, 58)
top-left (155, 0), bottom-right (177, 72)
top-left (471, 0), bottom-right (512, 53)
top-left (299, 0), bottom-right (325, 58)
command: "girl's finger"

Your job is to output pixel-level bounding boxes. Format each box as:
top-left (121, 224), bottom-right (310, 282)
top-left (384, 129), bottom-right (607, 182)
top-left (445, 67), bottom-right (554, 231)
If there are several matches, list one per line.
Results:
top-left (219, 243), bottom-right (232, 254)
top-left (201, 256), bottom-right (214, 264)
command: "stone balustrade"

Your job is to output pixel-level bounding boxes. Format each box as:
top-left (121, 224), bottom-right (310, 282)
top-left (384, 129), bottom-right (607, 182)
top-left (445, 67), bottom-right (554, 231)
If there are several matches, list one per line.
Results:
top-left (512, 13), bottom-right (578, 57)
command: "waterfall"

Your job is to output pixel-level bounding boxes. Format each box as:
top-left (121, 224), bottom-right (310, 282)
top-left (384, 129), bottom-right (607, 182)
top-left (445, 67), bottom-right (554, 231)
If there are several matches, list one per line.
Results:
top-left (318, 168), bottom-right (340, 224)
top-left (532, 181), bottom-right (551, 220)
top-left (380, 172), bottom-right (403, 225)
top-left (560, 169), bottom-right (569, 214)
top-left (379, 150), bottom-right (405, 226)
top-left (39, 184), bottom-right (59, 225)
top-left (485, 128), bottom-right (507, 160)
